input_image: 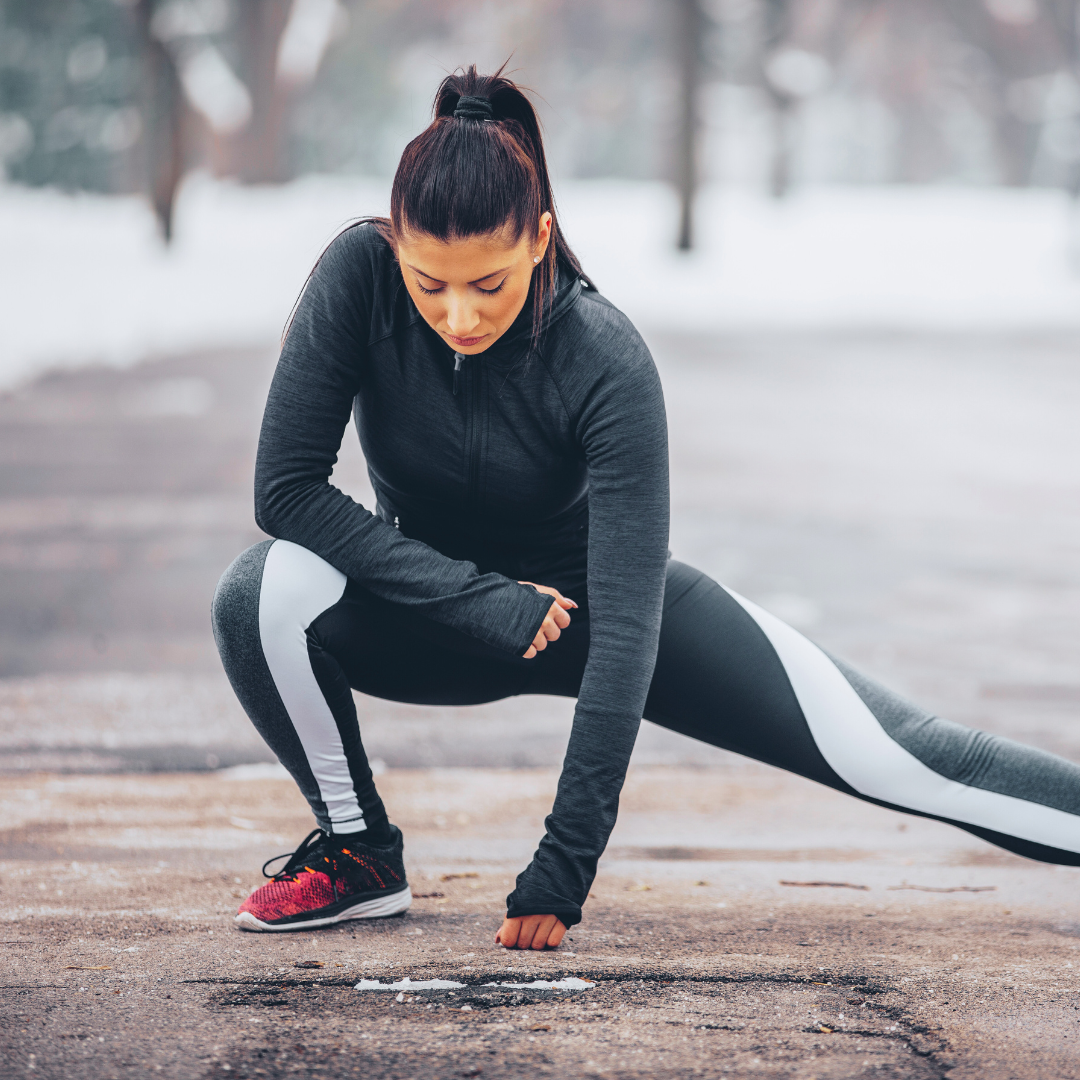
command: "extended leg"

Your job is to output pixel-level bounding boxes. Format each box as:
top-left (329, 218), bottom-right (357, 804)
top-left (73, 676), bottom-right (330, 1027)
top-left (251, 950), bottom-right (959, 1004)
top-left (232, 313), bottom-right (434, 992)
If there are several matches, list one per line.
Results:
top-left (646, 561), bottom-right (1080, 864)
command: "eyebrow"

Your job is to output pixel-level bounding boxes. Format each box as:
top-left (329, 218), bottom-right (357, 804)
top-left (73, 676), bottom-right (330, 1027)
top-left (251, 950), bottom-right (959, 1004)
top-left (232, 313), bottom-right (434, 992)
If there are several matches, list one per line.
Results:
top-left (405, 263), bottom-right (512, 286)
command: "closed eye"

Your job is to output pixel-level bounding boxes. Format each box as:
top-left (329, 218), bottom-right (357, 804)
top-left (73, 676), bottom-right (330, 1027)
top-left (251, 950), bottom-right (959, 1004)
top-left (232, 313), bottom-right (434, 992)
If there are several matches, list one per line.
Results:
top-left (412, 276), bottom-right (506, 296)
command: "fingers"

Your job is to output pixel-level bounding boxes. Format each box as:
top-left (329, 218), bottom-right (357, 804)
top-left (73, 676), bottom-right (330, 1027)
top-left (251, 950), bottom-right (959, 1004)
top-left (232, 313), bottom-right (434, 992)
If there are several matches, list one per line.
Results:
top-left (530, 914), bottom-right (559, 950)
top-left (522, 597), bottom-right (574, 659)
top-left (518, 581), bottom-right (578, 610)
top-left (514, 916), bottom-right (540, 950)
top-left (495, 915), bottom-right (567, 949)
top-left (512, 914), bottom-right (548, 950)
top-left (517, 581), bottom-right (582, 658)
top-left (496, 915), bottom-right (532, 948)
top-left (495, 916), bottom-right (520, 948)
top-left (530, 625), bottom-right (551, 655)
top-left (523, 626), bottom-right (547, 659)
top-left (538, 607), bottom-right (564, 644)
top-left (539, 601), bottom-right (572, 641)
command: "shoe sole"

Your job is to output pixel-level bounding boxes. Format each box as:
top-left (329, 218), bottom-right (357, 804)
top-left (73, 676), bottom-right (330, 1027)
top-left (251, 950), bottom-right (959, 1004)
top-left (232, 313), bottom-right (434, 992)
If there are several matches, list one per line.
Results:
top-left (234, 883), bottom-right (413, 932)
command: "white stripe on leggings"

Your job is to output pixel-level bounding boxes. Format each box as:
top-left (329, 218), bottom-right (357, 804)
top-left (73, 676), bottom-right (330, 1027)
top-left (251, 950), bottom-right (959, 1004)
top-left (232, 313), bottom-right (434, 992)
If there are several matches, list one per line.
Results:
top-left (259, 540), bottom-right (366, 834)
top-left (726, 588), bottom-right (1080, 855)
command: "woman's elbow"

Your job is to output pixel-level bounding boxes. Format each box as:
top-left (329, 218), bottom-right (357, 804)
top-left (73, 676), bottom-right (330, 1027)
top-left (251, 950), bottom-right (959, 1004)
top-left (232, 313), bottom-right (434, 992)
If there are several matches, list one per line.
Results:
top-left (254, 475), bottom-right (332, 538)
top-left (253, 487), bottom-right (283, 537)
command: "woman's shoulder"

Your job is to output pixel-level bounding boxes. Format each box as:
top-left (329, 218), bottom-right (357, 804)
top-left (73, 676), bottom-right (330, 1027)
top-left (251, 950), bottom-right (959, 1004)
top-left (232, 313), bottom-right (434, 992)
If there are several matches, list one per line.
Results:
top-left (547, 284), bottom-right (658, 390)
top-left (307, 220), bottom-right (405, 343)
top-left (319, 219), bottom-right (397, 279)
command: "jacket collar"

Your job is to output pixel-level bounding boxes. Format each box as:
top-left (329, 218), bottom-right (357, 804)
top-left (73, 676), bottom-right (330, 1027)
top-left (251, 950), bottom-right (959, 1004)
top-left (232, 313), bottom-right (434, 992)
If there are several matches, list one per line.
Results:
top-left (487, 259), bottom-right (584, 364)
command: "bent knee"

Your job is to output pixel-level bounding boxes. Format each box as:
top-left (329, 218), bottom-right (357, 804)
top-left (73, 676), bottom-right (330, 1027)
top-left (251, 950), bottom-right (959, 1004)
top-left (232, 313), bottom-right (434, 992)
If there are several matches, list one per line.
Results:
top-left (213, 539), bottom-right (349, 656)
top-left (211, 540), bottom-right (274, 647)
top-left (256, 540), bottom-right (348, 637)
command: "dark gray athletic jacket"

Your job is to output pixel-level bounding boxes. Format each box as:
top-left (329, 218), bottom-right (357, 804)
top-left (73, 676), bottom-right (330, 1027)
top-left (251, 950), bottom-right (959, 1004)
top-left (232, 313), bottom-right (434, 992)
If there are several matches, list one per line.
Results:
top-left (254, 223), bottom-right (669, 926)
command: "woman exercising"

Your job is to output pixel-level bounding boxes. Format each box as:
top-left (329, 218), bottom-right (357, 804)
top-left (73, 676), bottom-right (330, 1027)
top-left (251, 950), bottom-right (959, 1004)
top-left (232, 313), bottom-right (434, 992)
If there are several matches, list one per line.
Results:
top-left (212, 66), bottom-right (1080, 950)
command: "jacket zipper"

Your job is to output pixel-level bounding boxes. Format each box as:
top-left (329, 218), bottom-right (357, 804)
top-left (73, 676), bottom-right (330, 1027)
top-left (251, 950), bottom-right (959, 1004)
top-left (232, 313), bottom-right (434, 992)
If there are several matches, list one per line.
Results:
top-left (455, 351), bottom-right (483, 510)
top-left (468, 355), bottom-right (483, 509)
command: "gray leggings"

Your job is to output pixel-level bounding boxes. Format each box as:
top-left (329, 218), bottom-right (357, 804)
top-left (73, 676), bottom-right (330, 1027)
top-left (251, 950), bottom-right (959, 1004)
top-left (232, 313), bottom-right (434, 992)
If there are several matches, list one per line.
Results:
top-left (212, 538), bottom-right (1080, 863)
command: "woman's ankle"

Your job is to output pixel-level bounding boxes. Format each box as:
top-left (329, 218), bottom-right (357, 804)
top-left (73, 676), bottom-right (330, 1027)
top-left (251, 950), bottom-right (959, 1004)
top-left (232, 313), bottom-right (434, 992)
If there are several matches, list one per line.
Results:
top-left (338, 817), bottom-right (394, 848)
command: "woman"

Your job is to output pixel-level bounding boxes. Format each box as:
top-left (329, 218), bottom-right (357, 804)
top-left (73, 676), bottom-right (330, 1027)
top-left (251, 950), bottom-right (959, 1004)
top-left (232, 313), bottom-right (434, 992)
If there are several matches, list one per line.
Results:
top-left (212, 66), bottom-right (1080, 951)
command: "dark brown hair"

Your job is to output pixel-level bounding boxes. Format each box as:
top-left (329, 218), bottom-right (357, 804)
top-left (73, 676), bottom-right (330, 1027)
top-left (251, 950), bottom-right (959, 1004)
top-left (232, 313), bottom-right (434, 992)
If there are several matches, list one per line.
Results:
top-left (287, 65), bottom-right (590, 354)
top-left (390, 64), bottom-right (589, 352)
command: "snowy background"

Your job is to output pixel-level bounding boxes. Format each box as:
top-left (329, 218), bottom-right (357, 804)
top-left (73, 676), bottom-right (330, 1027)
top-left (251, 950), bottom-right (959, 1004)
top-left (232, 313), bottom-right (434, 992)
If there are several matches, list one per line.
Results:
top-left (4, 175), bottom-right (1080, 391)
top-left (6, 0), bottom-right (1080, 390)
top-left (4, 0), bottom-right (1080, 778)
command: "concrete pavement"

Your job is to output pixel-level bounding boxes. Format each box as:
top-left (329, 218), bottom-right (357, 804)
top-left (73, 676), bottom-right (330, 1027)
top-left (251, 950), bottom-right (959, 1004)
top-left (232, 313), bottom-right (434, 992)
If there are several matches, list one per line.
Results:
top-left (3, 765), bottom-right (1079, 1078)
top-left (3, 329), bottom-right (1080, 1076)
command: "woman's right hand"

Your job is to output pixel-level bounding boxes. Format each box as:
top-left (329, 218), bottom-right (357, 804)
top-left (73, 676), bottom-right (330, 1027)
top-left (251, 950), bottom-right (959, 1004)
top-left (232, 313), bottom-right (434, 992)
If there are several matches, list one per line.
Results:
top-left (519, 582), bottom-right (576, 659)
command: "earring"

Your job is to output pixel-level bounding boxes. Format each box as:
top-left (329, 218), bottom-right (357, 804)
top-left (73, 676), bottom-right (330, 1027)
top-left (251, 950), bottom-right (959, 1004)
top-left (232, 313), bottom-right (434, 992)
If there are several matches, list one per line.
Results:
top-left (533, 255), bottom-right (541, 264)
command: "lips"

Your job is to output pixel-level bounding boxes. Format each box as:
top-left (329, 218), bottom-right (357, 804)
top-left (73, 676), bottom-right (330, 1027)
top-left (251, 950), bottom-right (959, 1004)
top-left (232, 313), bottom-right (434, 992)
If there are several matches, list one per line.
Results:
top-left (446, 334), bottom-right (487, 347)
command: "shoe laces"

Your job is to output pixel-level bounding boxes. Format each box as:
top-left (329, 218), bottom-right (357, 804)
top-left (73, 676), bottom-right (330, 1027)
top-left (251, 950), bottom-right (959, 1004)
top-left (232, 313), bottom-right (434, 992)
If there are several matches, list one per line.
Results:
top-left (261, 829), bottom-right (332, 882)
top-left (261, 829), bottom-right (379, 903)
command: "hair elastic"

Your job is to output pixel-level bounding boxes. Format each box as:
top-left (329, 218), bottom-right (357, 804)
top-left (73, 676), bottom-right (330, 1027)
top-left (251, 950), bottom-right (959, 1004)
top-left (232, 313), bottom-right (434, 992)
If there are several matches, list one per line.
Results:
top-left (453, 95), bottom-right (495, 121)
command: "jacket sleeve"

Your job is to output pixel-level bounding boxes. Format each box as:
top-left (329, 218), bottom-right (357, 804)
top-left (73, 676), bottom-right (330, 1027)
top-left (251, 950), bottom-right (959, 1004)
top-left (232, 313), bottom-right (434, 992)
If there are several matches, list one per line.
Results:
top-left (254, 227), bottom-right (552, 656)
top-left (506, 307), bottom-right (670, 926)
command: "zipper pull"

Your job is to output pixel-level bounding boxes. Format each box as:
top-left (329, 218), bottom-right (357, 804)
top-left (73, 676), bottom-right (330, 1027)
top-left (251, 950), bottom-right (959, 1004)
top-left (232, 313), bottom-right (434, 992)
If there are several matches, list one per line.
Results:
top-left (453, 352), bottom-right (465, 396)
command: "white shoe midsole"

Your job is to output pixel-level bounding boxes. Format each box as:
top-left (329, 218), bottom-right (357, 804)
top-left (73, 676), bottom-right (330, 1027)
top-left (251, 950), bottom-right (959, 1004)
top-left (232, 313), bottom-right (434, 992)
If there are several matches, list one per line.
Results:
top-left (235, 885), bottom-right (412, 932)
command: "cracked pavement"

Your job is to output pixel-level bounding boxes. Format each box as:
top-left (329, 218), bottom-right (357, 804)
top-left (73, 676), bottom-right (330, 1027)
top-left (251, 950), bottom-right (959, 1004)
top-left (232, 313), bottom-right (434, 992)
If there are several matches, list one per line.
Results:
top-left (3, 766), bottom-right (1080, 1078)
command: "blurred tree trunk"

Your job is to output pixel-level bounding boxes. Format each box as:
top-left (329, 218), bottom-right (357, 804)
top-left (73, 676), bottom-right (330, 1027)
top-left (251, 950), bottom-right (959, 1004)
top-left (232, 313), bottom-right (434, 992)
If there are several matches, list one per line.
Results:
top-left (675, 0), bottom-right (703, 249)
top-left (762, 0), bottom-right (795, 198)
top-left (942, 0), bottom-right (1068, 186)
top-left (1064, 1), bottom-right (1080, 271)
top-left (133, 0), bottom-right (184, 241)
top-left (1056, 0), bottom-right (1080, 201)
top-left (219, 0), bottom-right (294, 183)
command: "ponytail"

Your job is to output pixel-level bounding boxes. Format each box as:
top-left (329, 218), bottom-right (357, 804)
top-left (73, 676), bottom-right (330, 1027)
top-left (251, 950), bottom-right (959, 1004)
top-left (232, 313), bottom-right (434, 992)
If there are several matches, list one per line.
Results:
top-left (285, 65), bottom-right (590, 355)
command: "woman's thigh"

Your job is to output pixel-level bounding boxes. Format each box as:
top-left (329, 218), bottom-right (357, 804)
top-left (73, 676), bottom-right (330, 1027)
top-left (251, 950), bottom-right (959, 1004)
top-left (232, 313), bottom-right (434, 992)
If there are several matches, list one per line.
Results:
top-left (644, 561), bottom-right (1080, 866)
top-left (311, 577), bottom-right (590, 708)
top-left (350, 555), bottom-right (841, 785)
top-left (644, 560), bottom-right (852, 791)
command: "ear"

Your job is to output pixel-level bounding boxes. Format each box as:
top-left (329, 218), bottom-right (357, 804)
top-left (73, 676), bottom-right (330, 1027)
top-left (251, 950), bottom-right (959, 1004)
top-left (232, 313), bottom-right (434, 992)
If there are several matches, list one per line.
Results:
top-left (533, 211), bottom-right (553, 262)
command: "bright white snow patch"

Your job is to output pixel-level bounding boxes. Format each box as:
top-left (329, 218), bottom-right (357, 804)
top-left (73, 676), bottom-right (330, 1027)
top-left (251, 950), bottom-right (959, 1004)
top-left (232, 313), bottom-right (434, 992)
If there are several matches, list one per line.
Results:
top-left (560, 181), bottom-right (1080, 334)
top-left (4, 174), bottom-right (1080, 392)
top-left (354, 977), bottom-right (465, 991)
top-left (353, 976), bottom-right (594, 991)
top-left (483, 977), bottom-right (595, 990)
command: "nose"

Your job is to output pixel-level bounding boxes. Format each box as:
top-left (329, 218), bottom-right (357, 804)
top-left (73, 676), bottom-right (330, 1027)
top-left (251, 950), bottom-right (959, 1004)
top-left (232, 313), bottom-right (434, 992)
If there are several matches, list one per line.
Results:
top-left (445, 290), bottom-right (481, 338)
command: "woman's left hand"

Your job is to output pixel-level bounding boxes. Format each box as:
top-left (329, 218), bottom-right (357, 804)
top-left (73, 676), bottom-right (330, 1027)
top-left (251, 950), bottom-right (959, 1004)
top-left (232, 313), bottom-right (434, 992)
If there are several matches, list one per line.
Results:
top-left (495, 913), bottom-right (567, 950)
top-left (518, 582), bottom-right (576, 659)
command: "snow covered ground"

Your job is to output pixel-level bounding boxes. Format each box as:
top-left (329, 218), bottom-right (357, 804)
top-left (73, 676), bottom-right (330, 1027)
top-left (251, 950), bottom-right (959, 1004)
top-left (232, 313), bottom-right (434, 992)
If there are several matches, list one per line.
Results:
top-left (2, 173), bottom-right (1079, 390)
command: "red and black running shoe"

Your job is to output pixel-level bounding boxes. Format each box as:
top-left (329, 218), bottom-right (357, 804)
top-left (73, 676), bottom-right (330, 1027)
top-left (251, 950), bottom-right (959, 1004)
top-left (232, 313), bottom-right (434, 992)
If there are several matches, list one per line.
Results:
top-left (235, 826), bottom-right (411, 932)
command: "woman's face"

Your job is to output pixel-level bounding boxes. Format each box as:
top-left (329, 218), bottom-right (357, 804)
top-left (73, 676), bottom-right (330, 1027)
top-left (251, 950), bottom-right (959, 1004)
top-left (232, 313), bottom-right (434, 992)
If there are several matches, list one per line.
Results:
top-left (396, 213), bottom-right (552, 355)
